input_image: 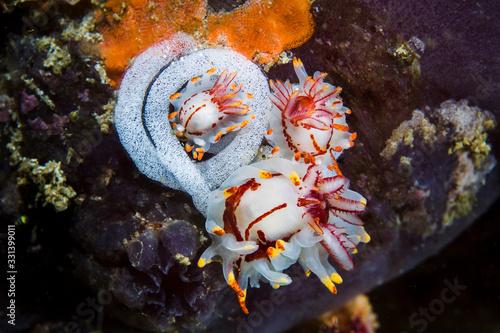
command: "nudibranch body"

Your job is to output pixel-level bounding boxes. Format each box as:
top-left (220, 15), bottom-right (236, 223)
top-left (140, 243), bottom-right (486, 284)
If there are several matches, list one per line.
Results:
top-left (267, 58), bottom-right (356, 170)
top-left (198, 158), bottom-right (369, 313)
top-left (169, 69), bottom-right (255, 161)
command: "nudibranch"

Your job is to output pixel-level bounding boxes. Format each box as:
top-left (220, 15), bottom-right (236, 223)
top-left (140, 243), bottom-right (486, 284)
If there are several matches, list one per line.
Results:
top-left (169, 68), bottom-right (255, 161)
top-left (198, 158), bottom-right (369, 313)
top-left (267, 58), bottom-right (356, 170)
top-left (114, 33), bottom-right (270, 214)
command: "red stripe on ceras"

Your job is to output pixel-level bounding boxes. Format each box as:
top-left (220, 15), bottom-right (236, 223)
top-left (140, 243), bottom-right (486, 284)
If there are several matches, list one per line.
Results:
top-left (183, 103), bottom-right (207, 135)
top-left (223, 179), bottom-right (260, 241)
top-left (305, 74), bottom-right (327, 97)
top-left (244, 203), bottom-right (287, 241)
top-left (310, 134), bottom-right (328, 154)
top-left (282, 115), bottom-right (298, 154)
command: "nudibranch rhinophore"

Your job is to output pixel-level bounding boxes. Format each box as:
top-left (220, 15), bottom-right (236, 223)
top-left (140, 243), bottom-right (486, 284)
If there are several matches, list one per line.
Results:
top-left (114, 33), bottom-right (270, 214)
top-left (169, 68), bottom-right (255, 161)
top-left (198, 158), bottom-right (369, 313)
top-left (267, 58), bottom-right (356, 170)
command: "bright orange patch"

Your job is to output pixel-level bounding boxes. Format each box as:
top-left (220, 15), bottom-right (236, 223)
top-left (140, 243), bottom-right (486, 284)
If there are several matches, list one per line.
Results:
top-left (99, 0), bottom-right (314, 86)
top-left (212, 226), bottom-right (225, 236)
top-left (205, 0), bottom-right (314, 63)
top-left (98, 0), bottom-right (207, 85)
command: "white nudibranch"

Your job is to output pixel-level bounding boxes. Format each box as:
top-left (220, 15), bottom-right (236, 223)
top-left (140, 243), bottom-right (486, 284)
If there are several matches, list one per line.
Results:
top-left (198, 158), bottom-right (369, 314)
top-left (267, 58), bottom-right (357, 173)
top-left (169, 68), bottom-right (255, 161)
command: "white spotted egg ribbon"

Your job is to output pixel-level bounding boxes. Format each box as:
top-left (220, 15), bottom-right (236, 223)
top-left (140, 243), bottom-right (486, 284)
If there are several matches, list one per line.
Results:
top-left (114, 33), bottom-right (271, 215)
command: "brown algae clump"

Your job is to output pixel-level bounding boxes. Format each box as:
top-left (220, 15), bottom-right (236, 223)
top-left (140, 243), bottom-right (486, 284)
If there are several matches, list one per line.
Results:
top-left (17, 159), bottom-right (76, 212)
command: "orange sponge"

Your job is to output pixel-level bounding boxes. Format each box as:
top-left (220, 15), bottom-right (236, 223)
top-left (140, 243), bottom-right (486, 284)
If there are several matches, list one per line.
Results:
top-left (99, 0), bottom-right (207, 85)
top-left (206, 0), bottom-right (314, 63)
top-left (98, 0), bottom-right (314, 85)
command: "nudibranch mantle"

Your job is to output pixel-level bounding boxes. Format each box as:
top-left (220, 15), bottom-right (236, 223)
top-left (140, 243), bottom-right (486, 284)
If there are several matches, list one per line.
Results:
top-left (169, 68), bottom-right (254, 161)
top-left (114, 33), bottom-right (270, 214)
top-left (267, 58), bottom-right (356, 169)
top-left (198, 157), bottom-right (369, 313)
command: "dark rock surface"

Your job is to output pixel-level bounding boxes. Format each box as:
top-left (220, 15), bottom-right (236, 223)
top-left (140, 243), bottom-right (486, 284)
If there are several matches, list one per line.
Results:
top-left (0, 0), bottom-right (498, 332)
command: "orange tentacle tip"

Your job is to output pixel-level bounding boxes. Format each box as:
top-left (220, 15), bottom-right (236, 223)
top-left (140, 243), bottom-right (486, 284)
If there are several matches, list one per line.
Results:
top-left (223, 186), bottom-right (238, 198)
top-left (226, 125), bottom-right (239, 133)
top-left (332, 124), bottom-right (349, 132)
top-left (331, 273), bottom-right (343, 284)
top-left (197, 258), bottom-right (207, 268)
top-left (266, 247), bottom-right (279, 258)
top-left (293, 57), bottom-right (304, 67)
top-left (294, 151), bottom-right (302, 161)
top-left (228, 100), bottom-right (244, 108)
top-left (212, 226), bottom-right (225, 236)
top-left (239, 120), bottom-right (250, 128)
top-left (169, 93), bottom-right (182, 101)
top-left (271, 147), bottom-right (280, 155)
top-left (321, 277), bottom-right (338, 294)
top-left (214, 131), bottom-right (223, 142)
top-left (266, 129), bottom-right (273, 135)
top-left (238, 290), bottom-right (249, 315)
top-left (168, 111), bottom-right (179, 120)
top-left (259, 170), bottom-right (273, 179)
top-left (303, 153), bottom-right (311, 164)
top-left (223, 92), bottom-right (237, 100)
top-left (289, 172), bottom-right (301, 186)
top-left (206, 68), bottom-right (217, 75)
